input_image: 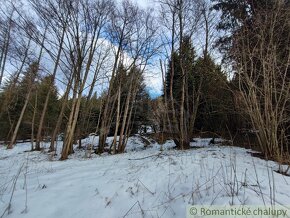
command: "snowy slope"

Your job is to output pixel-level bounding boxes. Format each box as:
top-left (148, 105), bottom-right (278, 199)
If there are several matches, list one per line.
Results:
top-left (0, 137), bottom-right (290, 218)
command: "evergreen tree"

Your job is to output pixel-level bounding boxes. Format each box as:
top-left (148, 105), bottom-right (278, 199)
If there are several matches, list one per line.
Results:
top-left (164, 37), bottom-right (232, 135)
top-left (34, 75), bottom-right (60, 138)
top-left (131, 73), bottom-right (151, 134)
top-left (165, 36), bottom-right (196, 103)
top-left (108, 65), bottom-right (151, 136)
top-left (0, 74), bottom-right (22, 141)
top-left (194, 55), bottom-right (232, 133)
top-left (0, 70), bottom-right (60, 143)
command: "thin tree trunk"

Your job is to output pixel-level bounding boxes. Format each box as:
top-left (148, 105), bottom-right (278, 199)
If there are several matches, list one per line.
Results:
top-left (117, 75), bottom-right (134, 152)
top-left (31, 91), bottom-right (38, 151)
top-left (8, 88), bottom-right (33, 149)
top-left (121, 80), bottom-right (139, 151)
top-left (49, 77), bottom-right (72, 152)
top-left (77, 52), bottom-right (107, 144)
top-left (35, 29), bottom-right (65, 150)
top-left (98, 22), bottom-right (127, 153)
top-left (169, 11), bottom-right (178, 134)
top-left (111, 85), bottom-right (121, 153)
top-left (178, 0), bottom-right (187, 150)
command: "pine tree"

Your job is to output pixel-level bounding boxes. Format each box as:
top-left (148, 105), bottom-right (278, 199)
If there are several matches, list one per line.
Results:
top-left (0, 73), bottom-right (21, 142)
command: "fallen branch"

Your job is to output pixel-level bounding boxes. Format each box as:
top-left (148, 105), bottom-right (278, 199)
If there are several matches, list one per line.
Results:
top-left (139, 136), bottom-right (151, 147)
top-left (128, 152), bottom-right (164, 161)
top-left (138, 179), bottom-right (155, 195)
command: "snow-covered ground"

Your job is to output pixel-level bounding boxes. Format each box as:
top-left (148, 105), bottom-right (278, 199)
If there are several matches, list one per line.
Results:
top-left (0, 136), bottom-right (290, 218)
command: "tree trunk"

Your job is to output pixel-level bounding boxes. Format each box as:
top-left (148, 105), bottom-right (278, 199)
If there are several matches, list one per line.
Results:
top-left (8, 88), bottom-right (32, 149)
top-left (98, 20), bottom-right (127, 153)
top-left (49, 77), bottom-right (71, 152)
top-left (35, 29), bottom-right (65, 150)
top-left (31, 91), bottom-right (38, 151)
top-left (111, 85), bottom-right (121, 153)
top-left (117, 76), bottom-right (133, 152)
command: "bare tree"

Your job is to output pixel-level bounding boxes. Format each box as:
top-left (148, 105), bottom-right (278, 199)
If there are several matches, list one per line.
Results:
top-left (98, 0), bottom-right (139, 153)
top-left (28, 0), bottom-right (71, 150)
top-left (234, 0), bottom-right (290, 161)
top-left (159, 0), bottom-right (202, 149)
top-left (75, 42), bottom-right (111, 149)
top-left (49, 71), bottom-right (73, 152)
top-left (0, 3), bottom-right (14, 86)
top-left (98, 0), bottom-right (159, 153)
top-left (60, 0), bottom-right (113, 160)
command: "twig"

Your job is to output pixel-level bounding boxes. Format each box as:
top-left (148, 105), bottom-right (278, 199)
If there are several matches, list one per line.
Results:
top-left (123, 201), bottom-right (138, 218)
top-left (138, 179), bottom-right (155, 195)
top-left (1, 163), bottom-right (24, 218)
top-left (137, 201), bottom-right (145, 218)
top-left (252, 158), bottom-right (265, 205)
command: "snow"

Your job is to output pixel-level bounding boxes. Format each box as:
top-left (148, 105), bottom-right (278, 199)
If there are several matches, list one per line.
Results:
top-left (0, 136), bottom-right (290, 218)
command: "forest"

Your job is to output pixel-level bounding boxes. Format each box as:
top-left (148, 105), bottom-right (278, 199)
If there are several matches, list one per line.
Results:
top-left (0, 0), bottom-right (290, 217)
